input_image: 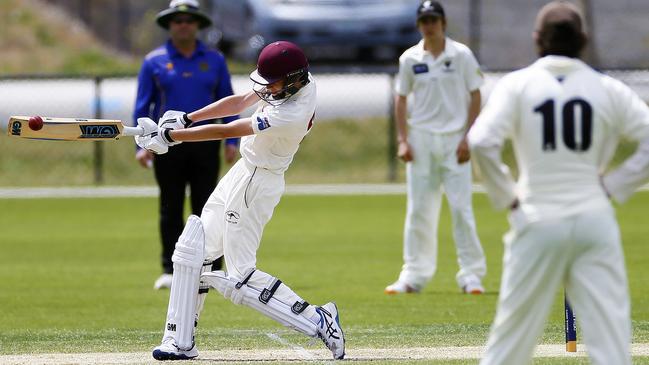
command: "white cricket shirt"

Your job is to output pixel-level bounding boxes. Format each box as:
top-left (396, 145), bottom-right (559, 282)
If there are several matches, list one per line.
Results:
top-left (241, 74), bottom-right (316, 174)
top-left (469, 56), bottom-right (649, 221)
top-left (395, 38), bottom-right (484, 134)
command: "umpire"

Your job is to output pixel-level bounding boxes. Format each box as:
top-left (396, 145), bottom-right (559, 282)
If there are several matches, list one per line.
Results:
top-left (134, 0), bottom-right (238, 289)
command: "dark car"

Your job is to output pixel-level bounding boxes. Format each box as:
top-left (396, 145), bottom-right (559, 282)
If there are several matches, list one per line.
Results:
top-left (210, 0), bottom-right (421, 62)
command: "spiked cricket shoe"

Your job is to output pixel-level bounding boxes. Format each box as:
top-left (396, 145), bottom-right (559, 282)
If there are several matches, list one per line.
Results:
top-left (316, 302), bottom-right (345, 360)
top-left (153, 273), bottom-right (173, 290)
top-left (384, 280), bottom-right (420, 294)
top-left (460, 275), bottom-right (485, 295)
top-left (152, 341), bottom-right (198, 361)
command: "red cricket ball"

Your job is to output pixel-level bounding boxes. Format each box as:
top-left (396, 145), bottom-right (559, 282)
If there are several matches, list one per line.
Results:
top-left (28, 116), bottom-right (44, 131)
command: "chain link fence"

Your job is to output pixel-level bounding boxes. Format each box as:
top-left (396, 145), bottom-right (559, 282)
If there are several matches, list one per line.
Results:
top-left (1, 69), bottom-right (648, 187)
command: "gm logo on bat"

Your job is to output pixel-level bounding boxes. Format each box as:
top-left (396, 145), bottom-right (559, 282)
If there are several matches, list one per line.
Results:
top-left (79, 125), bottom-right (120, 138)
top-left (11, 121), bottom-right (22, 136)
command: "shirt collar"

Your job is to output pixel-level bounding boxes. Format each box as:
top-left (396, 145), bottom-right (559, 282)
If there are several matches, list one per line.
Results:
top-left (416, 37), bottom-right (457, 58)
top-left (166, 39), bottom-right (206, 59)
top-left (533, 55), bottom-right (588, 74)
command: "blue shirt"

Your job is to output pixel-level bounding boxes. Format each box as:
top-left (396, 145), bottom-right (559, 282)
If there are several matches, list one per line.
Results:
top-left (134, 40), bottom-right (238, 146)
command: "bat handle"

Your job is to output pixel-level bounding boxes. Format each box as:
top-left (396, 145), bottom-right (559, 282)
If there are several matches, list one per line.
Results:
top-left (122, 126), bottom-right (145, 136)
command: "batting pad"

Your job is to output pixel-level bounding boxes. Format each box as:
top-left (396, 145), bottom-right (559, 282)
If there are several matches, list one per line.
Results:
top-left (161, 215), bottom-right (205, 350)
top-left (195, 259), bottom-right (215, 323)
top-left (201, 269), bottom-right (318, 337)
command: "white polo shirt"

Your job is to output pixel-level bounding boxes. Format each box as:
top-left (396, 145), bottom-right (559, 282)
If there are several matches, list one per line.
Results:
top-left (469, 56), bottom-right (649, 220)
top-left (241, 74), bottom-right (316, 174)
top-left (395, 38), bottom-right (483, 134)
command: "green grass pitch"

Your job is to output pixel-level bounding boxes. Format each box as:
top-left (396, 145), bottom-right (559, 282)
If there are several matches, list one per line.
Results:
top-left (1, 193), bottom-right (648, 364)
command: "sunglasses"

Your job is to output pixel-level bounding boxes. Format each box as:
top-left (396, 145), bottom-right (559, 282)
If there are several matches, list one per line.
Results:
top-left (171, 16), bottom-right (198, 24)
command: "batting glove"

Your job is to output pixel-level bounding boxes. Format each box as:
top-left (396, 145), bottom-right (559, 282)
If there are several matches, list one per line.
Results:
top-left (136, 117), bottom-right (157, 135)
top-left (158, 110), bottom-right (192, 130)
top-left (158, 126), bottom-right (180, 146)
top-left (135, 117), bottom-right (170, 155)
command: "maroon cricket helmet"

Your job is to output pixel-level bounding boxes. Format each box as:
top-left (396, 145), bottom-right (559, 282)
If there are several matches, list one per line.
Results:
top-left (250, 41), bottom-right (309, 86)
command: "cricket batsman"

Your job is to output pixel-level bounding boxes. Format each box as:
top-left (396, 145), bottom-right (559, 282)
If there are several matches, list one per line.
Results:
top-left (135, 41), bottom-right (345, 361)
top-left (469, 2), bottom-right (649, 364)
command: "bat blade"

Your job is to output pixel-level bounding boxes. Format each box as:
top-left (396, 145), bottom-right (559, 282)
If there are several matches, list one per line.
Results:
top-left (7, 116), bottom-right (142, 141)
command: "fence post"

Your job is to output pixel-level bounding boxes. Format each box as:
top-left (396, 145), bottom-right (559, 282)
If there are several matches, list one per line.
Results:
top-left (469, 0), bottom-right (481, 62)
top-left (93, 76), bottom-right (104, 185)
top-left (387, 73), bottom-right (397, 182)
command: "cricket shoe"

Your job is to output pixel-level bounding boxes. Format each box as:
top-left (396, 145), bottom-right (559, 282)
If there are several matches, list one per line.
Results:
top-left (316, 302), bottom-right (345, 360)
top-left (460, 275), bottom-right (484, 295)
top-left (152, 340), bottom-right (198, 361)
top-left (153, 273), bottom-right (173, 290)
top-left (384, 280), bottom-right (420, 294)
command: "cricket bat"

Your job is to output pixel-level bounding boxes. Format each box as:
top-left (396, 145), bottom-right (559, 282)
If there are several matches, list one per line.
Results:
top-left (7, 116), bottom-right (144, 141)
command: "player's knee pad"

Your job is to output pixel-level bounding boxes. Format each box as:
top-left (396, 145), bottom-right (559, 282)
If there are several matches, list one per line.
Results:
top-left (162, 215), bottom-right (205, 350)
top-left (201, 269), bottom-right (317, 337)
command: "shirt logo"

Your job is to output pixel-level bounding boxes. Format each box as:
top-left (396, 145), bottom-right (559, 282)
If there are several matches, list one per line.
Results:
top-left (225, 210), bottom-right (240, 224)
top-left (442, 60), bottom-right (455, 72)
top-left (256, 116), bottom-right (271, 131)
top-left (199, 62), bottom-right (209, 72)
top-left (166, 62), bottom-right (173, 71)
top-left (443, 60), bottom-right (455, 72)
top-left (412, 63), bottom-right (429, 74)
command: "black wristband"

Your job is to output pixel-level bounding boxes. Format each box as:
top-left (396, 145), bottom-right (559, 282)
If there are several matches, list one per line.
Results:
top-left (182, 113), bottom-right (192, 127)
top-left (162, 128), bottom-right (175, 143)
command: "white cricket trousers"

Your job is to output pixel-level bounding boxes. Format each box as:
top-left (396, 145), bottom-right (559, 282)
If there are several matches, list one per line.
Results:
top-left (481, 207), bottom-right (631, 365)
top-left (399, 130), bottom-right (486, 288)
top-left (201, 159), bottom-right (284, 281)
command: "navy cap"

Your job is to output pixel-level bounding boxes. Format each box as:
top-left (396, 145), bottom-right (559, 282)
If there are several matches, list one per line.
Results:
top-left (417, 1), bottom-right (445, 20)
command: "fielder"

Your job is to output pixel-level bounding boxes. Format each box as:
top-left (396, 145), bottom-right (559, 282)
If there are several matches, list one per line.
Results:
top-left (469, 2), bottom-right (649, 364)
top-left (135, 41), bottom-right (345, 361)
top-left (386, 0), bottom-right (487, 295)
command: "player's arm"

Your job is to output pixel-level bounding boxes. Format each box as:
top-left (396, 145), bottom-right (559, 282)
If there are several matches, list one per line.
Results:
top-left (602, 81), bottom-right (649, 202)
top-left (169, 118), bottom-right (254, 142)
top-left (133, 60), bottom-right (157, 167)
top-left (186, 91), bottom-right (260, 124)
top-left (468, 78), bottom-right (518, 210)
top-left (603, 138), bottom-right (649, 202)
top-left (457, 89), bottom-right (481, 163)
top-left (395, 94), bottom-right (413, 162)
top-left (135, 117), bottom-right (253, 154)
top-left (465, 90), bottom-right (481, 134)
top-left (393, 53), bottom-right (414, 162)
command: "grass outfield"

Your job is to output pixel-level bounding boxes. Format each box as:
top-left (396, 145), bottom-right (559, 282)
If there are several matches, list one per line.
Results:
top-left (1, 193), bottom-right (649, 364)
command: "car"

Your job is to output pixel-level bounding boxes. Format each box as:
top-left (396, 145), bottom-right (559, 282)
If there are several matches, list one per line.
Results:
top-left (210, 0), bottom-right (421, 62)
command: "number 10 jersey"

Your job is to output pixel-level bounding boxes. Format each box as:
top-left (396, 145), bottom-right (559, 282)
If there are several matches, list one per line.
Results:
top-left (469, 55), bottom-right (649, 221)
